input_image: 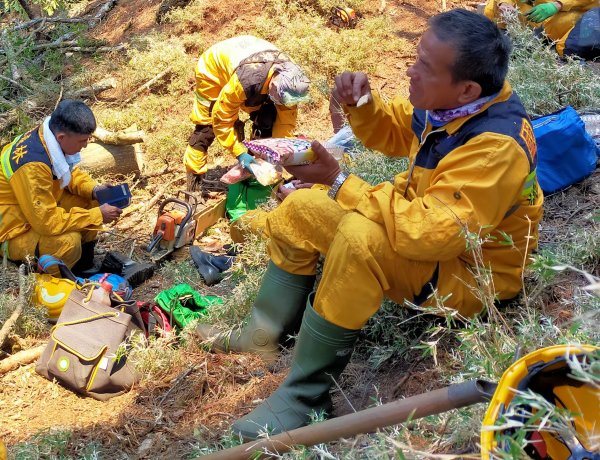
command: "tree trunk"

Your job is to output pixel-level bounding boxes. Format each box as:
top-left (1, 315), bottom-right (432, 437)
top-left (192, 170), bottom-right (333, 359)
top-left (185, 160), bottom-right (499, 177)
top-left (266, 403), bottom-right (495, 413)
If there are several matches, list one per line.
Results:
top-left (17, 0), bottom-right (39, 19)
top-left (79, 141), bottom-right (148, 176)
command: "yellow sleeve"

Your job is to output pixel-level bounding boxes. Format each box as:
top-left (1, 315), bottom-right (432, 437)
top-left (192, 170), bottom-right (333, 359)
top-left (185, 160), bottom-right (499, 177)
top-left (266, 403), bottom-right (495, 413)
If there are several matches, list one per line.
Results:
top-left (558, 0), bottom-right (596, 11)
top-left (345, 93), bottom-right (415, 158)
top-left (335, 134), bottom-right (532, 261)
top-left (9, 163), bottom-right (103, 236)
top-left (212, 74), bottom-right (249, 158)
top-left (67, 168), bottom-right (97, 200)
top-left (272, 105), bottom-right (298, 138)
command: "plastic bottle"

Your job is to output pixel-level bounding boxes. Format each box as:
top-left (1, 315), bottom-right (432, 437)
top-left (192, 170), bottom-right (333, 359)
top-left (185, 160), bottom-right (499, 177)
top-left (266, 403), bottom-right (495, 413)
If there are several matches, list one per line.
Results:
top-left (581, 114), bottom-right (600, 138)
top-left (90, 281), bottom-right (112, 307)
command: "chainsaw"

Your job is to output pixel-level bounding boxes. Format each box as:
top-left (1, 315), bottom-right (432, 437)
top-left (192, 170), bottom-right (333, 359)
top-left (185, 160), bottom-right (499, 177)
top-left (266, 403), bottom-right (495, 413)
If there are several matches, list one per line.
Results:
top-left (146, 191), bottom-right (198, 262)
top-left (329, 6), bottom-right (357, 29)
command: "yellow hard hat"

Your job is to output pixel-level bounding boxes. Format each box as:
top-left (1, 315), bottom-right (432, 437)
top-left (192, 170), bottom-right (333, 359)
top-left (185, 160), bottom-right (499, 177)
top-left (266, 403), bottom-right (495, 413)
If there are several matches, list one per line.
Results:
top-left (481, 344), bottom-right (599, 459)
top-left (33, 273), bottom-right (77, 322)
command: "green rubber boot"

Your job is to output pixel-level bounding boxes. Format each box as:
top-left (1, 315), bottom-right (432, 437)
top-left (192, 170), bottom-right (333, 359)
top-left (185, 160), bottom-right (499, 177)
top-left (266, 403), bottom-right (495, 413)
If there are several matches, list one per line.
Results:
top-left (196, 261), bottom-right (315, 364)
top-left (231, 295), bottom-right (359, 440)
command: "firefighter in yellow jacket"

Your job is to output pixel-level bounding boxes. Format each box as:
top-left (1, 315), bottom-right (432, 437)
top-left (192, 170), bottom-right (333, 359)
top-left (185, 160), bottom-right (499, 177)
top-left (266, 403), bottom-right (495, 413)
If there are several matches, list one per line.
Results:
top-left (0, 100), bottom-right (122, 272)
top-left (198, 10), bottom-right (544, 439)
top-left (484, 0), bottom-right (597, 55)
top-left (184, 35), bottom-right (310, 191)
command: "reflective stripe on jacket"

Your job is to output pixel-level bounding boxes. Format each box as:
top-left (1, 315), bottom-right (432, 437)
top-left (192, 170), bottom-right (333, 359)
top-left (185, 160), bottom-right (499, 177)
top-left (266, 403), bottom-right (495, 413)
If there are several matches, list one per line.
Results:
top-left (0, 126), bottom-right (103, 242)
top-left (341, 81), bottom-right (544, 299)
top-left (191, 35), bottom-right (298, 157)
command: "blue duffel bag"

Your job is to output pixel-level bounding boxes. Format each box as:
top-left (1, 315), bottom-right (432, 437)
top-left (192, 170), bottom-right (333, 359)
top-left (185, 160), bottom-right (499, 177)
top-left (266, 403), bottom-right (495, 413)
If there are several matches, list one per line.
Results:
top-left (533, 106), bottom-right (599, 194)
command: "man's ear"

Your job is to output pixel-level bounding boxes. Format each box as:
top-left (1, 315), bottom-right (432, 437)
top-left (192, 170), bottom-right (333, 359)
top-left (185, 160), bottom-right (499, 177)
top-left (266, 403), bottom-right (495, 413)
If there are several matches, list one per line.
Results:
top-left (457, 81), bottom-right (482, 105)
top-left (54, 132), bottom-right (66, 143)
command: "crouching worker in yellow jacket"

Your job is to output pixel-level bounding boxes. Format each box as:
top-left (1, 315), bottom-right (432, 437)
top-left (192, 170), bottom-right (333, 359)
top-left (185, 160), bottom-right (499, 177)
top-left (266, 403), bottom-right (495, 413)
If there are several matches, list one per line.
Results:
top-left (0, 100), bottom-right (122, 273)
top-left (197, 9), bottom-right (544, 440)
top-left (184, 35), bottom-right (310, 192)
top-left (484, 0), bottom-right (597, 55)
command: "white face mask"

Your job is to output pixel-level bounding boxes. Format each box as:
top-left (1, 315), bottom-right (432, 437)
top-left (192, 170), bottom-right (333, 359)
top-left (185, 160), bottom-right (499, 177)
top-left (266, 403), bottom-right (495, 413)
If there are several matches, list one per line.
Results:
top-left (269, 67), bottom-right (311, 107)
top-left (65, 152), bottom-right (81, 171)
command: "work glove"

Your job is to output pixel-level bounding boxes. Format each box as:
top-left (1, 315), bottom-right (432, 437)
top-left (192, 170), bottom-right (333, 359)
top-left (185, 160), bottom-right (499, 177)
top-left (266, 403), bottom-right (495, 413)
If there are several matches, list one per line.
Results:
top-left (525, 3), bottom-right (559, 23)
top-left (237, 152), bottom-right (256, 172)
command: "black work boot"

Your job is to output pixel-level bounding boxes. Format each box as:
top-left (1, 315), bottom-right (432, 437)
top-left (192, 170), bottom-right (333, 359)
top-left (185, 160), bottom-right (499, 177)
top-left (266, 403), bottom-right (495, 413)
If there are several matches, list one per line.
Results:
top-left (232, 295), bottom-right (359, 440)
top-left (190, 246), bottom-right (233, 286)
top-left (100, 251), bottom-right (155, 288)
top-left (71, 241), bottom-right (101, 278)
top-left (196, 261), bottom-right (316, 364)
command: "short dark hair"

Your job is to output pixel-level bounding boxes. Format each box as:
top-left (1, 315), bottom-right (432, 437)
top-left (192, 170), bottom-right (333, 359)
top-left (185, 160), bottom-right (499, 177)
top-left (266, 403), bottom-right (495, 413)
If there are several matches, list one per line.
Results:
top-left (49, 99), bottom-right (96, 135)
top-left (429, 9), bottom-right (511, 97)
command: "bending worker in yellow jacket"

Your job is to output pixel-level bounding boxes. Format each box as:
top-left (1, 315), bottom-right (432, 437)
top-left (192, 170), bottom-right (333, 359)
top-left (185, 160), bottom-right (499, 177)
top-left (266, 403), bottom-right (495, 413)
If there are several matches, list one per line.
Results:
top-left (184, 35), bottom-right (310, 192)
top-left (0, 100), bottom-right (122, 272)
top-left (198, 9), bottom-right (544, 439)
top-left (484, 0), bottom-right (597, 55)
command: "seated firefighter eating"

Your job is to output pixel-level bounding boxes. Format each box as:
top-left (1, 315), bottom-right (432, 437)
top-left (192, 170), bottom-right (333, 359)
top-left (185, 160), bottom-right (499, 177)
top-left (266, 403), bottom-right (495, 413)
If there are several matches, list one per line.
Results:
top-left (197, 9), bottom-right (543, 440)
top-left (0, 100), bottom-right (122, 274)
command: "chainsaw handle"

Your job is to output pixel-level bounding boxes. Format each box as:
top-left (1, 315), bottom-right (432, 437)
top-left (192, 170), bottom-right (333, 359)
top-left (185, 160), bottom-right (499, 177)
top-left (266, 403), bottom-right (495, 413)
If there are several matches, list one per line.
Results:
top-left (176, 190), bottom-right (198, 214)
top-left (157, 197), bottom-right (193, 217)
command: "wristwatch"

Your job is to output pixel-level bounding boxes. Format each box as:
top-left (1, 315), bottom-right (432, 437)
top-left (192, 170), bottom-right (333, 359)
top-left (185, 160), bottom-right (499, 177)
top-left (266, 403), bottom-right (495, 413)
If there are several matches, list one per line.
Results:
top-left (328, 171), bottom-right (349, 200)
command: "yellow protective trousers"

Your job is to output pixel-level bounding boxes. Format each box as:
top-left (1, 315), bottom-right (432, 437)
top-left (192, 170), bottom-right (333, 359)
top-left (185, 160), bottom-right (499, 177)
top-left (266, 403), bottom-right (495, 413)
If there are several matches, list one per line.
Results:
top-left (265, 188), bottom-right (482, 331)
top-left (1, 191), bottom-right (97, 270)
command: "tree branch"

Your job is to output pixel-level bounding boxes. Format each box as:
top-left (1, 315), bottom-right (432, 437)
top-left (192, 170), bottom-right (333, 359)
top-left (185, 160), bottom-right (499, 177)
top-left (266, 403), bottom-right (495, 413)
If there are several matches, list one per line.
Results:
top-left (1, 29), bottom-right (22, 81)
top-left (0, 345), bottom-right (45, 376)
top-left (65, 77), bottom-right (117, 99)
top-left (122, 67), bottom-right (172, 104)
top-left (0, 265), bottom-right (27, 350)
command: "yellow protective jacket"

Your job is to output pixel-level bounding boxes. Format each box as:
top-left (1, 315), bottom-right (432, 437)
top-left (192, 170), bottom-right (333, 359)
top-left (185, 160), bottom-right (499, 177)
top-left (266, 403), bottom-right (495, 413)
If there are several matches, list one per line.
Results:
top-left (191, 35), bottom-right (298, 157)
top-left (0, 126), bottom-right (103, 243)
top-left (341, 82), bottom-right (543, 299)
top-left (485, 0), bottom-right (597, 53)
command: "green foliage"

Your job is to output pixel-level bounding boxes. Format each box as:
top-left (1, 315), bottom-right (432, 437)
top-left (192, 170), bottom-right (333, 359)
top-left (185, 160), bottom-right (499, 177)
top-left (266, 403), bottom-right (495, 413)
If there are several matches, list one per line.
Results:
top-left (506, 15), bottom-right (600, 116)
top-left (158, 259), bottom-right (203, 288)
top-left (2, 0), bottom-right (65, 16)
top-left (345, 143), bottom-right (409, 185)
top-left (129, 331), bottom-right (184, 380)
top-left (255, 1), bottom-right (408, 80)
top-left (0, 274), bottom-right (47, 338)
top-left (11, 429), bottom-right (71, 459)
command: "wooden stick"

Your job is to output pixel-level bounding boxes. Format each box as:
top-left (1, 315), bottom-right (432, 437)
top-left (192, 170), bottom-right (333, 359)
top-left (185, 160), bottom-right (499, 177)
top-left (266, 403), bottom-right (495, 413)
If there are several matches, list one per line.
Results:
top-left (0, 73), bottom-right (32, 93)
top-left (88, 0), bottom-right (118, 28)
top-left (0, 345), bottom-right (45, 376)
top-left (1, 29), bottom-right (22, 81)
top-left (60, 44), bottom-right (126, 54)
top-left (14, 17), bottom-right (87, 31)
top-left (17, 0), bottom-right (37, 19)
top-left (65, 78), bottom-right (116, 99)
top-left (0, 265), bottom-right (27, 349)
top-left (31, 35), bottom-right (77, 51)
top-left (122, 67), bottom-right (172, 105)
top-left (144, 174), bottom-right (186, 212)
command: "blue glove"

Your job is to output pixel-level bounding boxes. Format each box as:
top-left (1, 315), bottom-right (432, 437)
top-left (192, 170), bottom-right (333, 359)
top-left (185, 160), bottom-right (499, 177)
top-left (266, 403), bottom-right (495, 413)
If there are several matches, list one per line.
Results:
top-left (237, 152), bottom-right (256, 172)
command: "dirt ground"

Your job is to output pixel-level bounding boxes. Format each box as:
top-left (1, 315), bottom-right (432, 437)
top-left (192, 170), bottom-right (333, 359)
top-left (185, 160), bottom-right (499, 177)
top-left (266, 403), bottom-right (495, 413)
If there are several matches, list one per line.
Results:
top-left (3, 0), bottom-right (597, 458)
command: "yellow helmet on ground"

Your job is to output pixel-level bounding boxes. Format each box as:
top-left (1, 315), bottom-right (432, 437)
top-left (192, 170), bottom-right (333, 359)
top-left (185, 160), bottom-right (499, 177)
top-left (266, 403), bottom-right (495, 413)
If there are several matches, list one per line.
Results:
top-left (33, 273), bottom-right (77, 322)
top-left (481, 344), bottom-right (599, 459)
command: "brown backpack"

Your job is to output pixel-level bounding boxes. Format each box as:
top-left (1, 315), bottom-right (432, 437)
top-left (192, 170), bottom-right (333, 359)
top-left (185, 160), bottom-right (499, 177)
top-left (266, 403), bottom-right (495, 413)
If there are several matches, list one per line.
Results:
top-left (36, 288), bottom-right (144, 401)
